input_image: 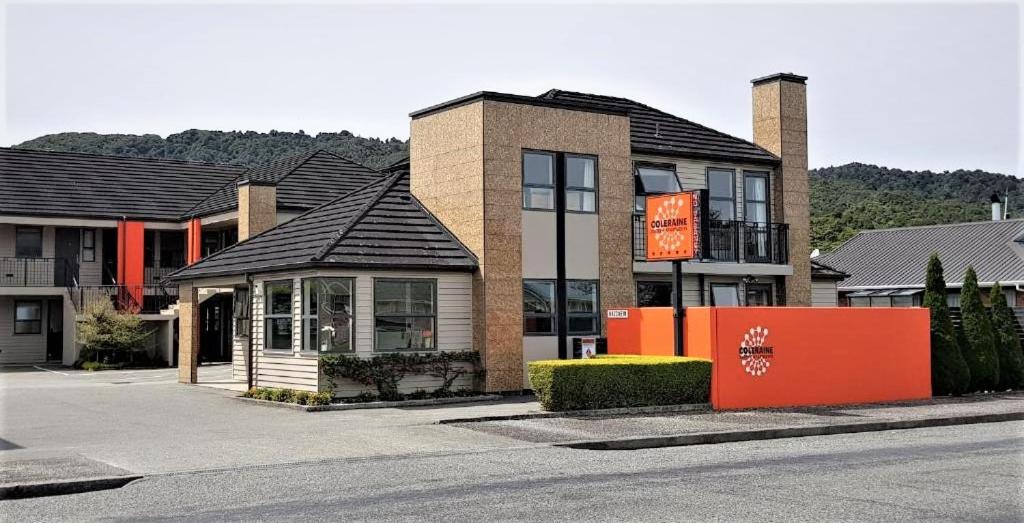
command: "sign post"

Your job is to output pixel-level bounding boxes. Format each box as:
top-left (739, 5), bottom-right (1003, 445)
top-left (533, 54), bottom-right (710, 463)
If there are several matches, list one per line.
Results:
top-left (645, 192), bottom-right (700, 357)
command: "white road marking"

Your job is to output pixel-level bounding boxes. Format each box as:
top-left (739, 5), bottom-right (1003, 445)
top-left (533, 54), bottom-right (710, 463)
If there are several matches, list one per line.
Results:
top-left (32, 365), bottom-right (69, 376)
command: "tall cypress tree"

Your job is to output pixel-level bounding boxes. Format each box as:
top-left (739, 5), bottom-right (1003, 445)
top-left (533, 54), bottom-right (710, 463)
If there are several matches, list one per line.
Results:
top-left (959, 266), bottom-right (1000, 391)
top-left (990, 282), bottom-right (1024, 390)
top-left (923, 254), bottom-right (970, 395)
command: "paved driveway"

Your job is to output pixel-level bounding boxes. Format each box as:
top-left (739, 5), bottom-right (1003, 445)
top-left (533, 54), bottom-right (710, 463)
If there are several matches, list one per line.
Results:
top-left (0, 366), bottom-right (532, 475)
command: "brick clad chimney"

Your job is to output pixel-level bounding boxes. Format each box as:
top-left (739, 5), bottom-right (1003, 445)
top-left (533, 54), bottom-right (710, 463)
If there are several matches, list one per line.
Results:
top-left (752, 73), bottom-right (811, 306)
top-left (238, 180), bottom-right (277, 241)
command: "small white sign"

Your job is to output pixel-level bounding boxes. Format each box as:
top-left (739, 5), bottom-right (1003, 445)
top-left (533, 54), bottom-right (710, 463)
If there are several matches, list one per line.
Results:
top-left (607, 309), bottom-right (629, 319)
top-left (580, 337), bottom-right (597, 359)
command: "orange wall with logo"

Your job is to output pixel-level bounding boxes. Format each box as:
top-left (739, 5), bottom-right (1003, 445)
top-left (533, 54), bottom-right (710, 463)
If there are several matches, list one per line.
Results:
top-left (607, 307), bottom-right (931, 409)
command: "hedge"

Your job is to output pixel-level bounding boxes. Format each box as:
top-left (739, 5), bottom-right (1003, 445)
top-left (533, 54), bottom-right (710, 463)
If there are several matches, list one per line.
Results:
top-left (527, 356), bottom-right (711, 411)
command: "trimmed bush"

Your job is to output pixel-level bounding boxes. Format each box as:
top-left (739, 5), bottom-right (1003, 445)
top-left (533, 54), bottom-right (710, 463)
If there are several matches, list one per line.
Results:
top-left (923, 253), bottom-right (970, 395)
top-left (990, 282), bottom-right (1024, 390)
top-left (960, 267), bottom-right (1000, 391)
top-left (527, 356), bottom-right (711, 411)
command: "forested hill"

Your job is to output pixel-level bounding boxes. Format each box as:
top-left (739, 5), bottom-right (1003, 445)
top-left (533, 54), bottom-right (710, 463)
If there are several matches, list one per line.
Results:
top-left (15, 130), bottom-right (409, 170)
top-left (810, 163), bottom-right (1022, 252)
top-left (14, 132), bottom-right (1021, 253)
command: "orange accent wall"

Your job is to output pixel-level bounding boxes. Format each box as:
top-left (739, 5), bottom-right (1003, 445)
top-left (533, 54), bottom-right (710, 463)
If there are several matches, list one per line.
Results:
top-left (116, 221), bottom-right (145, 308)
top-left (607, 306), bottom-right (932, 409)
top-left (186, 218), bottom-right (202, 264)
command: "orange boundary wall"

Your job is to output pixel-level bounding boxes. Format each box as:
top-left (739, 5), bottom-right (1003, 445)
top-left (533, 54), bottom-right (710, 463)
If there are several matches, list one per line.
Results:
top-left (607, 307), bottom-right (931, 409)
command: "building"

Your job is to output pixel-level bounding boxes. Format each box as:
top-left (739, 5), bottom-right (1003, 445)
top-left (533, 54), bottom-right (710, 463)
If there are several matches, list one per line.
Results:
top-left (164, 72), bottom-right (812, 392)
top-left (816, 217), bottom-right (1024, 308)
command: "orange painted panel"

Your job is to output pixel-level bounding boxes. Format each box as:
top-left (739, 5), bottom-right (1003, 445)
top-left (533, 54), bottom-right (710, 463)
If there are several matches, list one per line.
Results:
top-left (606, 307), bottom-right (714, 357)
top-left (708, 307), bottom-right (931, 409)
top-left (645, 192), bottom-right (696, 261)
top-left (116, 221), bottom-right (145, 310)
top-left (186, 218), bottom-right (202, 264)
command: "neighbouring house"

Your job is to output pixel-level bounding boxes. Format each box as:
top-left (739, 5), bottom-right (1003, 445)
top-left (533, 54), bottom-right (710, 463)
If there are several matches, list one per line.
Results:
top-left (3, 72), bottom-right (821, 394)
top-left (810, 260), bottom-right (850, 307)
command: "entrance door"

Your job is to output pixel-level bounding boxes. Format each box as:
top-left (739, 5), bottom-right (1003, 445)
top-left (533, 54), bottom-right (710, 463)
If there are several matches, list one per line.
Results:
top-left (45, 298), bottom-right (64, 361)
top-left (199, 293), bottom-right (234, 363)
top-left (54, 228), bottom-right (80, 286)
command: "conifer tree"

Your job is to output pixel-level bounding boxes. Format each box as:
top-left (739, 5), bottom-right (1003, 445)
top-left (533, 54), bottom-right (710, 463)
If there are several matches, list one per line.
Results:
top-left (959, 266), bottom-right (1000, 391)
top-left (989, 282), bottom-right (1024, 389)
top-left (923, 254), bottom-right (970, 395)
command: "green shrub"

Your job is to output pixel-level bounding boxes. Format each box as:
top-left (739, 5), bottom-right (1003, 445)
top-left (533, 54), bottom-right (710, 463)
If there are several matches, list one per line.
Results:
top-left (923, 253), bottom-right (970, 395)
top-left (960, 267), bottom-right (1000, 391)
top-left (308, 392), bottom-right (333, 406)
top-left (527, 356), bottom-right (711, 411)
top-left (76, 300), bottom-right (155, 361)
top-left (320, 351), bottom-right (481, 400)
top-left (292, 391), bottom-right (312, 405)
top-left (990, 282), bottom-right (1024, 390)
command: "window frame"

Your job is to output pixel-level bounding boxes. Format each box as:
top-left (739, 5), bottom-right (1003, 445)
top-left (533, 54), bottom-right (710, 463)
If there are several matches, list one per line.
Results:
top-left (633, 162), bottom-right (681, 213)
top-left (372, 278), bottom-right (438, 353)
top-left (81, 229), bottom-right (96, 262)
top-left (705, 168), bottom-right (737, 221)
top-left (742, 170), bottom-right (770, 225)
top-left (564, 154), bottom-right (599, 214)
top-left (636, 280), bottom-right (674, 308)
top-left (263, 279), bottom-right (294, 352)
top-left (566, 279), bottom-right (601, 335)
top-left (14, 226), bottom-right (43, 258)
top-left (301, 277), bottom-right (356, 354)
top-left (710, 283), bottom-right (740, 306)
top-left (523, 279), bottom-right (557, 336)
top-left (522, 150), bottom-right (557, 212)
top-left (13, 300), bottom-right (42, 335)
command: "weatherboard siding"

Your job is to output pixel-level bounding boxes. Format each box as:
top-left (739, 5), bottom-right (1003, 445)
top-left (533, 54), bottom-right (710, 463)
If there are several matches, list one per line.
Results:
top-left (812, 281), bottom-right (839, 307)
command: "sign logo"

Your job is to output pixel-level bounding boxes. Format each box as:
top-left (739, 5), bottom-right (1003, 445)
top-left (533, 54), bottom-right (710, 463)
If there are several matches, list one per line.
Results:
top-left (739, 326), bottom-right (774, 377)
top-left (645, 192), bottom-right (697, 261)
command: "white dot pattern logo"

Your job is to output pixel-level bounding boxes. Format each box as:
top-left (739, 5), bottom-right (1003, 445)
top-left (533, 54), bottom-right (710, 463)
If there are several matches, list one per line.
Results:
top-left (739, 326), bottom-right (773, 377)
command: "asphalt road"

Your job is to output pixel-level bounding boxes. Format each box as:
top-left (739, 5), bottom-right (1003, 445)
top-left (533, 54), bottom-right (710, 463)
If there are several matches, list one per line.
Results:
top-left (2, 422), bottom-right (1021, 522)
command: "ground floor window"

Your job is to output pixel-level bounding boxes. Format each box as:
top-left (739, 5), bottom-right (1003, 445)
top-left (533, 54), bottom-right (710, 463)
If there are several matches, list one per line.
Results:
top-left (636, 281), bottom-right (672, 307)
top-left (264, 280), bottom-right (293, 351)
top-left (302, 278), bottom-right (354, 353)
top-left (848, 289), bottom-right (922, 308)
top-left (523, 280), bottom-right (556, 335)
top-left (744, 283), bottom-right (772, 306)
top-left (711, 283), bottom-right (740, 306)
top-left (374, 279), bottom-right (436, 351)
top-left (567, 280), bottom-right (600, 335)
top-left (14, 300), bottom-right (42, 334)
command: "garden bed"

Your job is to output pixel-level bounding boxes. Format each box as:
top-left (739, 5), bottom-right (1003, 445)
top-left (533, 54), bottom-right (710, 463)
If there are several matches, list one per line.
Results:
top-left (236, 392), bottom-right (503, 412)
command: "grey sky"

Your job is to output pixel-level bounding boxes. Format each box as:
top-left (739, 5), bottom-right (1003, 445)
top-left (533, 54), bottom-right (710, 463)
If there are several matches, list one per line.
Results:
top-left (4, 2), bottom-right (1021, 175)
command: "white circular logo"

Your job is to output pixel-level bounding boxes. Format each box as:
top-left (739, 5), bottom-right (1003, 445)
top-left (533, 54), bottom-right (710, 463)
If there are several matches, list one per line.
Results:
top-left (739, 326), bottom-right (774, 377)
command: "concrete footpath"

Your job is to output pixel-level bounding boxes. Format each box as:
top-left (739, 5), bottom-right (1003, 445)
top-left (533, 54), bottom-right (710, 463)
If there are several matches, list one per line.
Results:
top-left (449, 393), bottom-right (1024, 450)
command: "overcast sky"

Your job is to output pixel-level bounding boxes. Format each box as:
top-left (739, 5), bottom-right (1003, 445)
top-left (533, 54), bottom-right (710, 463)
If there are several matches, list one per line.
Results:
top-left (3, 2), bottom-right (1021, 175)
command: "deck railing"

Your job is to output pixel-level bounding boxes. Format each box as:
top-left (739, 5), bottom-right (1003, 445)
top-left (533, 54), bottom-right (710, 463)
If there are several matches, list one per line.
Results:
top-left (632, 215), bottom-right (789, 264)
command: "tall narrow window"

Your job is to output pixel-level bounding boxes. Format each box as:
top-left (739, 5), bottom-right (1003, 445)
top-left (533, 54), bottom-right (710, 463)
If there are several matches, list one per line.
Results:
top-left (743, 172), bottom-right (769, 224)
top-left (81, 229), bottom-right (96, 262)
top-left (14, 300), bottom-right (42, 334)
top-left (374, 279), bottom-right (436, 351)
top-left (523, 280), bottom-right (556, 335)
top-left (707, 169), bottom-right (736, 221)
top-left (522, 152), bottom-right (556, 210)
top-left (634, 164), bottom-right (681, 212)
top-left (264, 280), bottom-right (293, 351)
top-left (566, 280), bottom-right (600, 335)
top-left (565, 155), bottom-right (597, 213)
top-left (302, 278), bottom-right (354, 353)
top-left (15, 227), bottom-right (42, 258)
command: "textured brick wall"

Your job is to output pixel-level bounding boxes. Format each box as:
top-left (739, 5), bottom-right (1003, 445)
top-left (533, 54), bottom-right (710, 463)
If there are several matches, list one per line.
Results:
top-left (176, 283), bottom-right (198, 383)
top-left (238, 183), bottom-right (278, 241)
top-left (753, 78), bottom-right (811, 306)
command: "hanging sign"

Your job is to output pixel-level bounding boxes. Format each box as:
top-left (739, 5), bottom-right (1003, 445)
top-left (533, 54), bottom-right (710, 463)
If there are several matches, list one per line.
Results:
top-left (645, 192), bottom-right (698, 261)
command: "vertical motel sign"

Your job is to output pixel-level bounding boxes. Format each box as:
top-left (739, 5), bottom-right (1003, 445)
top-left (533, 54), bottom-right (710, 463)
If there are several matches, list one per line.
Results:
top-left (645, 191), bottom-right (702, 356)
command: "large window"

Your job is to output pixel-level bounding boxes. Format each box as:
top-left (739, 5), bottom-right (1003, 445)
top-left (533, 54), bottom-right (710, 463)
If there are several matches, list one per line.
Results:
top-left (14, 300), bottom-right (42, 334)
top-left (15, 227), bottom-right (42, 258)
top-left (374, 279), bottom-right (436, 351)
top-left (565, 155), bottom-right (597, 213)
top-left (523, 280), bottom-right (556, 335)
top-left (302, 278), bottom-right (354, 353)
top-left (710, 283), bottom-right (740, 306)
top-left (81, 229), bottom-right (96, 262)
top-left (634, 164), bottom-right (681, 212)
top-left (264, 280), bottom-right (293, 351)
top-left (707, 169), bottom-right (736, 221)
top-left (567, 280), bottom-right (600, 335)
top-left (523, 152), bottom-right (556, 210)
top-left (637, 281), bottom-right (673, 307)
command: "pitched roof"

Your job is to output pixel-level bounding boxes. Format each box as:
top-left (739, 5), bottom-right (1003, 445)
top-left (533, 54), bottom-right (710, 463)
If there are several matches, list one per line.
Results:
top-left (168, 172), bottom-right (477, 280)
top-left (0, 148), bottom-right (243, 221)
top-left (184, 149), bottom-right (383, 218)
top-left (539, 90), bottom-right (779, 165)
top-left (810, 259), bottom-right (849, 281)
top-left (817, 220), bottom-right (1024, 289)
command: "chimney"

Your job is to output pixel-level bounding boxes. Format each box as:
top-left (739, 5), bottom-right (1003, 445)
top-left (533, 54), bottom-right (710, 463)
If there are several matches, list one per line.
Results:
top-left (238, 179), bottom-right (277, 241)
top-left (752, 72), bottom-right (810, 306)
top-left (991, 193), bottom-right (1002, 221)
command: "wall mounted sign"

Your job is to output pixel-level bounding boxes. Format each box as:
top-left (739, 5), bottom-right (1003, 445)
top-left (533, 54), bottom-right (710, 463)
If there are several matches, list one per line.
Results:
top-left (645, 192), bottom-right (698, 261)
top-left (580, 337), bottom-right (597, 359)
top-left (738, 326), bottom-right (773, 377)
top-left (607, 309), bottom-right (629, 319)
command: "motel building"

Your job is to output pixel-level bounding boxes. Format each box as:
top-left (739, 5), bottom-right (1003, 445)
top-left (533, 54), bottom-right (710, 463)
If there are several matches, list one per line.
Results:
top-left (1, 73), bottom-right (840, 393)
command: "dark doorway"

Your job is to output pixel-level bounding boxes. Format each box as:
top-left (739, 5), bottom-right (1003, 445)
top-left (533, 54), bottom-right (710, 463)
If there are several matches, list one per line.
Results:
top-left (45, 298), bottom-right (64, 361)
top-left (102, 229), bottom-right (117, 285)
top-left (199, 293), bottom-right (234, 363)
top-left (54, 228), bottom-right (80, 286)
top-left (745, 284), bottom-right (773, 306)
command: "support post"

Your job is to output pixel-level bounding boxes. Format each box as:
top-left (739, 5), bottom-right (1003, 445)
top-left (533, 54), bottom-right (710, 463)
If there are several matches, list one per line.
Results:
top-left (672, 260), bottom-right (685, 357)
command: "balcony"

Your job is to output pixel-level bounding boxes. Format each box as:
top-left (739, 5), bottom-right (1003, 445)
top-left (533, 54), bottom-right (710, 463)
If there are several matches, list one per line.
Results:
top-left (70, 285), bottom-right (179, 314)
top-left (632, 215), bottom-right (789, 264)
top-left (0, 257), bottom-right (77, 287)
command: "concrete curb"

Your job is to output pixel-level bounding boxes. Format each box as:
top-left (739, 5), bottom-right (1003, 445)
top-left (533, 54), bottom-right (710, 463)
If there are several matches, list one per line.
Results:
top-left (0, 475), bottom-right (143, 500)
top-left (439, 403), bottom-right (711, 424)
top-left (235, 394), bottom-right (504, 412)
top-left (555, 411), bottom-right (1024, 450)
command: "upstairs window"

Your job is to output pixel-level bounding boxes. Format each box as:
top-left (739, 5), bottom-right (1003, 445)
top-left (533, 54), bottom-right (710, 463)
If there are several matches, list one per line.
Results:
top-left (81, 230), bottom-right (96, 262)
top-left (565, 155), bottom-right (597, 213)
top-left (707, 169), bottom-right (736, 221)
top-left (523, 152), bottom-right (556, 210)
top-left (744, 171), bottom-right (770, 224)
top-left (15, 227), bottom-right (42, 258)
top-left (634, 164), bottom-right (681, 212)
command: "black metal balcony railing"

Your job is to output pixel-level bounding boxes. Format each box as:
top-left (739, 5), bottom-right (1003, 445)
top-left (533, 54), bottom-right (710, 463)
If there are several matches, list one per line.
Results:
top-left (632, 215), bottom-right (789, 264)
top-left (0, 257), bottom-right (80, 287)
top-left (71, 285), bottom-right (179, 314)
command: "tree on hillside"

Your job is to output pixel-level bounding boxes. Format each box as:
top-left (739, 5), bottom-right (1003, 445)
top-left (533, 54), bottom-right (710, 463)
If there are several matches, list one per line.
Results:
top-left (959, 266), bottom-right (1000, 391)
top-left (990, 282), bottom-right (1024, 390)
top-left (923, 254), bottom-right (970, 395)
